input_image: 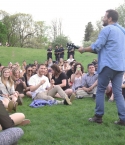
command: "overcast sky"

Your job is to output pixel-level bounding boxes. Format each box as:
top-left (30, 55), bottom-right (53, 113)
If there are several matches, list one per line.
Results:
top-left (0, 0), bottom-right (124, 44)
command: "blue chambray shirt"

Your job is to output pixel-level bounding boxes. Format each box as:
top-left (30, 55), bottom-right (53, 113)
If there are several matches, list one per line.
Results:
top-left (91, 23), bottom-right (125, 74)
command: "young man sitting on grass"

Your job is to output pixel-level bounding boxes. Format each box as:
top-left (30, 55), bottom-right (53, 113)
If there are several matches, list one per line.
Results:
top-left (76, 63), bottom-right (98, 99)
top-left (29, 64), bottom-right (74, 105)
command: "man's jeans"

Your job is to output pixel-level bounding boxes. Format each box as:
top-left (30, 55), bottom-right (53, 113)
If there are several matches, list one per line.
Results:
top-left (95, 67), bottom-right (125, 121)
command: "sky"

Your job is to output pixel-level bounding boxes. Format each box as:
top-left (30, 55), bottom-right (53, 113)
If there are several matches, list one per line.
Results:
top-left (0, 0), bottom-right (124, 45)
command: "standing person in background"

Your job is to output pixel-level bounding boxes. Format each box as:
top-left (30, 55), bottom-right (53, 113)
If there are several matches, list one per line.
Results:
top-left (78, 9), bottom-right (125, 126)
top-left (67, 46), bottom-right (75, 59)
top-left (59, 44), bottom-right (64, 59)
top-left (47, 45), bottom-right (52, 60)
top-left (54, 45), bottom-right (59, 62)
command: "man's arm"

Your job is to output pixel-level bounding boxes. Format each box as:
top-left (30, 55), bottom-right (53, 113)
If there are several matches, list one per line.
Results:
top-left (88, 80), bottom-right (98, 91)
top-left (78, 46), bottom-right (94, 53)
top-left (30, 80), bottom-right (46, 92)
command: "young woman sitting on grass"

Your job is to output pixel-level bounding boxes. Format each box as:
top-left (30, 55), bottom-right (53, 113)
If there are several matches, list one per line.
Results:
top-left (23, 65), bottom-right (33, 98)
top-left (0, 100), bottom-right (30, 145)
top-left (0, 67), bottom-right (22, 112)
top-left (12, 68), bottom-right (27, 98)
top-left (51, 64), bottom-right (75, 103)
top-left (71, 63), bottom-right (85, 93)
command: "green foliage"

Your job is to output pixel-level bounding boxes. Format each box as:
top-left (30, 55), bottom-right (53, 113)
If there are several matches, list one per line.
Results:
top-left (84, 22), bottom-right (93, 41)
top-left (116, 2), bottom-right (125, 27)
top-left (0, 11), bottom-right (50, 48)
top-left (0, 22), bottom-right (7, 43)
top-left (83, 41), bottom-right (92, 47)
top-left (52, 35), bottom-right (69, 49)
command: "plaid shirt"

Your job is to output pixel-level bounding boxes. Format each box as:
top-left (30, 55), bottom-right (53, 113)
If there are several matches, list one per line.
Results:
top-left (82, 72), bottom-right (98, 88)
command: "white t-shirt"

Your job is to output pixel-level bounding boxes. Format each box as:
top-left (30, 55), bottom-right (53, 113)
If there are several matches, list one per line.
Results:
top-left (29, 74), bottom-right (50, 99)
top-left (67, 58), bottom-right (74, 64)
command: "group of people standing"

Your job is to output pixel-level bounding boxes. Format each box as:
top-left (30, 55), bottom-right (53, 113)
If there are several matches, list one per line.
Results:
top-left (47, 44), bottom-right (75, 62)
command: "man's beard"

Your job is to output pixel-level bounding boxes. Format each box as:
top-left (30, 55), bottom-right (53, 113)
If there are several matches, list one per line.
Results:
top-left (103, 21), bottom-right (108, 26)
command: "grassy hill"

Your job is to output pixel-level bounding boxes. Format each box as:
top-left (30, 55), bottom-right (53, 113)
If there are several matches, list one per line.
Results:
top-left (0, 46), bottom-right (97, 71)
top-left (1, 46), bottom-right (124, 145)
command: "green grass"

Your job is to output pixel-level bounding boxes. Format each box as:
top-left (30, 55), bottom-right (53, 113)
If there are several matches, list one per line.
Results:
top-left (18, 97), bottom-right (124, 145)
top-left (0, 46), bottom-right (97, 72)
top-left (1, 46), bottom-right (124, 145)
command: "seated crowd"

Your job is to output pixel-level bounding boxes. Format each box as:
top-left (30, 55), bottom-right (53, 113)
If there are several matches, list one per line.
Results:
top-left (0, 56), bottom-right (125, 144)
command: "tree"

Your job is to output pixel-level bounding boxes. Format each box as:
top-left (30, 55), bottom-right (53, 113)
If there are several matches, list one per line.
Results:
top-left (52, 34), bottom-right (69, 49)
top-left (51, 18), bottom-right (63, 41)
top-left (28, 21), bottom-right (50, 48)
top-left (116, 2), bottom-right (125, 27)
top-left (84, 22), bottom-right (93, 41)
top-left (0, 22), bottom-right (7, 44)
top-left (89, 19), bottom-right (102, 42)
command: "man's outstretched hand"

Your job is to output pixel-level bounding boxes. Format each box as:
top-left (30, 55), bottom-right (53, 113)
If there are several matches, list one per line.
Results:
top-left (78, 47), bottom-right (85, 54)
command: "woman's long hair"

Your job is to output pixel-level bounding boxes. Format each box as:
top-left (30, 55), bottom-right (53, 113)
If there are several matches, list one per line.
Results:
top-left (51, 64), bottom-right (61, 76)
top-left (1, 67), bottom-right (14, 87)
top-left (74, 63), bottom-right (84, 73)
top-left (11, 67), bottom-right (20, 81)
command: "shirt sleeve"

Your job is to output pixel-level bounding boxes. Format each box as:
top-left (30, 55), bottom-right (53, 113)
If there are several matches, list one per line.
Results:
top-left (29, 77), bottom-right (35, 86)
top-left (60, 72), bottom-right (67, 80)
top-left (91, 27), bottom-right (110, 52)
top-left (46, 78), bottom-right (50, 88)
top-left (82, 75), bottom-right (87, 87)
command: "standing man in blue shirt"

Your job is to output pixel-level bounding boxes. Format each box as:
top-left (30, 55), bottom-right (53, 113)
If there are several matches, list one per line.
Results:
top-left (78, 9), bottom-right (125, 126)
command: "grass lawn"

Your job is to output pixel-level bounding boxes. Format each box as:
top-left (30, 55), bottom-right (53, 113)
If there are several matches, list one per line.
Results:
top-left (0, 46), bottom-right (97, 72)
top-left (1, 46), bottom-right (124, 145)
top-left (18, 97), bottom-right (125, 145)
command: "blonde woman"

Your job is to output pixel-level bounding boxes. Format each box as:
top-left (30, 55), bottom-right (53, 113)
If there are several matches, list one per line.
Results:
top-left (22, 60), bottom-right (27, 75)
top-left (0, 67), bottom-right (20, 112)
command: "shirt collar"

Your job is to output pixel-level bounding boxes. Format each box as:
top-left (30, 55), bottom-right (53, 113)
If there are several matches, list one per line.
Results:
top-left (87, 71), bottom-right (96, 76)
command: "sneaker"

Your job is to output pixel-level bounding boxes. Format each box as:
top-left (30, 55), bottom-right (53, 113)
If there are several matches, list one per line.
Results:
top-left (70, 93), bottom-right (76, 103)
top-left (77, 96), bottom-right (83, 99)
top-left (108, 99), bottom-right (114, 102)
top-left (8, 101), bottom-right (18, 112)
top-left (56, 100), bottom-right (64, 105)
top-left (64, 96), bottom-right (72, 105)
top-left (89, 115), bottom-right (103, 124)
top-left (12, 142), bottom-right (18, 145)
top-left (13, 102), bottom-right (18, 112)
top-left (92, 94), bottom-right (96, 99)
top-left (16, 96), bottom-right (23, 105)
top-left (114, 119), bottom-right (125, 126)
top-left (19, 119), bottom-right (31, 126)
top-left (8, 101), bottom-right (14, 112)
